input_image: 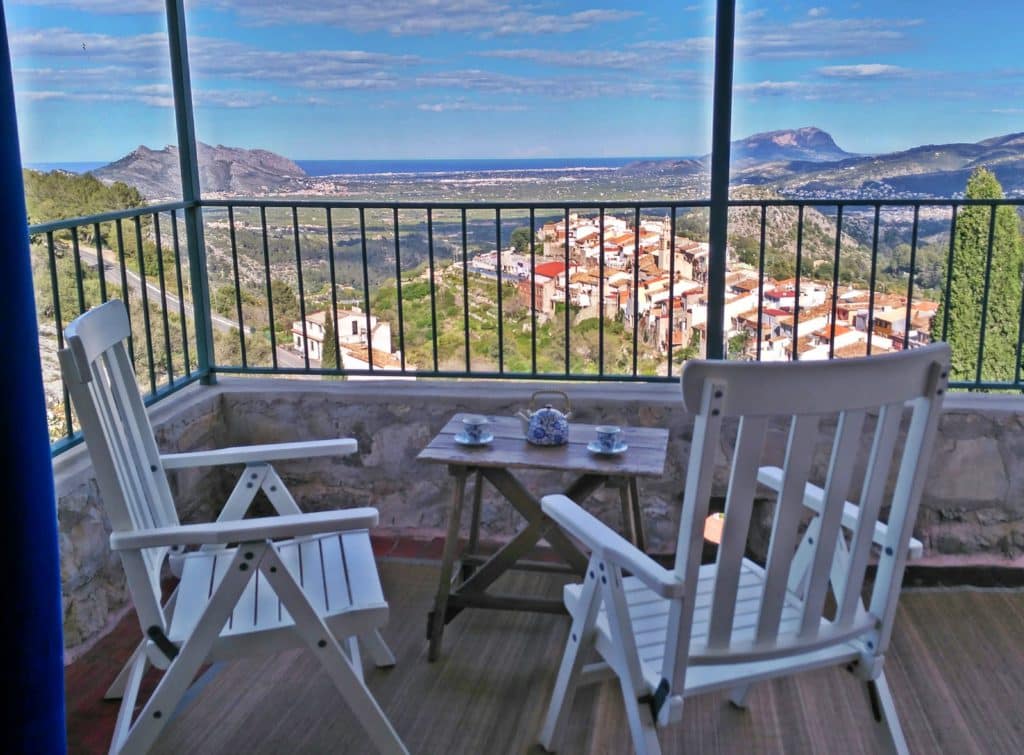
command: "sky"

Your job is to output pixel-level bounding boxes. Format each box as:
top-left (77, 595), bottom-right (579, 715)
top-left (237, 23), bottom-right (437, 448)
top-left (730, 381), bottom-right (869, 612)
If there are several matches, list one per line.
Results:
top-left (6, 0), bottom-right (1024, 163)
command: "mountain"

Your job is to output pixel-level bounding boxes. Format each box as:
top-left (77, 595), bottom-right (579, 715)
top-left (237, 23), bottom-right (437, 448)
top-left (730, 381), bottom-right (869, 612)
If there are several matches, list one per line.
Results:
top-left (730, 127), bottom-right (854, 166)
top-left (735, 131), bottom-right (1024, 197)
top-left (622, 127), bottom-right (853, 176)
top-left (93, 143), bottom-right (306, 199)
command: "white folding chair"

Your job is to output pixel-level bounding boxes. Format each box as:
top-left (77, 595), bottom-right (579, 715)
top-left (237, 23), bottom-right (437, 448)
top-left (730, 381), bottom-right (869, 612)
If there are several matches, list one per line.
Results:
top-left (59, 300), bottom-right (407, 754)
top-left (538, 343), bottom-right (949, 754)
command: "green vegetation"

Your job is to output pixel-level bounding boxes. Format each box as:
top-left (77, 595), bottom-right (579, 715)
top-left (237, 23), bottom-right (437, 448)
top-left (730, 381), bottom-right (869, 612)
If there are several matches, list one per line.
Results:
top-left (369, 263), bottom-right (665, 376)
top-left (932, 168), bottom-right (1024, 382)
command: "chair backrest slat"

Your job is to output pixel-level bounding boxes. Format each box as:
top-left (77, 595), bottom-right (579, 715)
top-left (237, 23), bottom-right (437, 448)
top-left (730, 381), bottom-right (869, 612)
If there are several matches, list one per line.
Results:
top-left (59, 300), bottom-right (180, 631)
top-left (798, 409), bottom-right (865, 639)
top-left (707, 415), bottom-right (767, 650)
top-left (665, 343), bottom-right (948, 692)
top-left (836, 402), bottom-right (903, 626)
top-left (755, 414), bottom-right (818, 644)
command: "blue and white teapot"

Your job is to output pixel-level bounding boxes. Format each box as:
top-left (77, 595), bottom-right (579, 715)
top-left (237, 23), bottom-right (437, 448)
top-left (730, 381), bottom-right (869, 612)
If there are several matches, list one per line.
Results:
top-left (518, 390), bottom-right (572, 446)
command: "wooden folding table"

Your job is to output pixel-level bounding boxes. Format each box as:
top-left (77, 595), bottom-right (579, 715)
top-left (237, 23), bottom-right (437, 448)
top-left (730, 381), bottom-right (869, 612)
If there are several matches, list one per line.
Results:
top-left (418, 414), bottom-right (669, 660)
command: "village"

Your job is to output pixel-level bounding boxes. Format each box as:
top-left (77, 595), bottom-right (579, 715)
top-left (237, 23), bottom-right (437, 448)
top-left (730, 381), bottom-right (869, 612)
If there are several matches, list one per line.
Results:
top-left (289, 211), bottom-right (937, 373)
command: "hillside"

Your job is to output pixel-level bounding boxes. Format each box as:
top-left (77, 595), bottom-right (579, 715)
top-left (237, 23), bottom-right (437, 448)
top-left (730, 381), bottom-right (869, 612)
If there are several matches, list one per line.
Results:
top-left (734, 131), bottom-right (1024, 197)
top-left (93, 143), bottom-right (307, 199)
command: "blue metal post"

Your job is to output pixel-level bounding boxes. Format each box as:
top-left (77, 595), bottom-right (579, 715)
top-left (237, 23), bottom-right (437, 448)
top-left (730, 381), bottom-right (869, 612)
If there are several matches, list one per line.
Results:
top-left (0, 3), bottom-right (67, 750)
top-left (165, 0), bottom-right (216, 383)
top-left (706, 0), bottom-right (736, 360)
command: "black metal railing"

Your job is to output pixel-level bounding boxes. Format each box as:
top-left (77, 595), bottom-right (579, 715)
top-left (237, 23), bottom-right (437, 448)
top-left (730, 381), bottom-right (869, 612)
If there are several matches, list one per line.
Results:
top-left (35, 196), bottom-right (1024, 452)
top-left (30, 201), bottom-right (204, 452)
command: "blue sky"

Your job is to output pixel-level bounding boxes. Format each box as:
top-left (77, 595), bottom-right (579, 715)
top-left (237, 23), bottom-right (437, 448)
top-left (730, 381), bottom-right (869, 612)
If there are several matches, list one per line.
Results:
top-left (6, 1), bottom-right (1024, 162)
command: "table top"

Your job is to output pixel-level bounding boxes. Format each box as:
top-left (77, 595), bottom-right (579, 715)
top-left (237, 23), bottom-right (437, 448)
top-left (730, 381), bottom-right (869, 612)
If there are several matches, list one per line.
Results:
top-left (417, 414), bottom-right (669, 477)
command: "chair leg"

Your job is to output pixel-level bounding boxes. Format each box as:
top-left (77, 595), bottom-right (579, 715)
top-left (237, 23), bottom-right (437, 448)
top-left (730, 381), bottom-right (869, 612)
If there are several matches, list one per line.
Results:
top-left (105, 640), bottom-right (146, 700)
top-left (728, 684), bottom-right (752, 709)
top-left (108, 650), bottom-right (149, 754)
top-left (539, 563), bottom-right (603, 753)
top-left (262, 546), bottom-right (408, 755)
top-left (869, 673), bottom-right (909, 755)
top-left (619, 679), bottom-right (662, 755)
top-left (361, 630), bottom-right (397, 668)
top-left (117, 546), bottom-right (258, 755)
top-left (347, 636), bottom-right (364, 682)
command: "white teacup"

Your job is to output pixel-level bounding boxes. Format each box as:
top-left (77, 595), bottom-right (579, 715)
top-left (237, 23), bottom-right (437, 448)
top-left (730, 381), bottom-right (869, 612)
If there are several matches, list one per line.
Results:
top-left (462, 415), bottom-right (489, 443)
top-left (595, 425), bottom-right (622, 452)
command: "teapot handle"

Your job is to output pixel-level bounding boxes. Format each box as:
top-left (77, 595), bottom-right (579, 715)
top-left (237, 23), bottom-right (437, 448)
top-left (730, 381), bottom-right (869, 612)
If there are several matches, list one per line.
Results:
top-left (529, 389), bottom-right (571, 417)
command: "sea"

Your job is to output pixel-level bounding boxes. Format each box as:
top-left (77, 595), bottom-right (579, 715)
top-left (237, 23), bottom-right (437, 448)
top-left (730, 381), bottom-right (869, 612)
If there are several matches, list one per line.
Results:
top-left (27, 157), bottom-right (657, 177)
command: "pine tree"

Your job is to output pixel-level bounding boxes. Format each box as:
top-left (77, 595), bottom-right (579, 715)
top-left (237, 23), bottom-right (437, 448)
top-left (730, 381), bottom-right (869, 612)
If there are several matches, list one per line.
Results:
top-left (932, 168), bottom-right (1024, 382)
top-left (321, 311), bottom-right (338, 371)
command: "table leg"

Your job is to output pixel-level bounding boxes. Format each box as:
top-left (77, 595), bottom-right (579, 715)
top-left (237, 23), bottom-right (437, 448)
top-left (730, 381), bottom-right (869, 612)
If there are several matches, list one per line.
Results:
top-left (463, 469), bottom-right (485, 582)
top-left (628, 477), bottom-right (647, 553)
top-left (427, 465), bottom-right (469, 661)
top-left (617, 479), bottom-right (638, 546)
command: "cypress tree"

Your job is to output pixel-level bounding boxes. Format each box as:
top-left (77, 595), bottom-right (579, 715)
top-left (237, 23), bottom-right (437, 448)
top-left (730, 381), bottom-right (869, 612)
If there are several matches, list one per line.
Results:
top-left (322, 310), bottom-right (338, 371)
top-left (932, 168), bottom-right (1024, 382)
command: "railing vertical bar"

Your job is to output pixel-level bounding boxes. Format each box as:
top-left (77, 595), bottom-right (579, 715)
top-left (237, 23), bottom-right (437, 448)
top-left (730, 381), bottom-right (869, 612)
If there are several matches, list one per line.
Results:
top-left (46, 231), bottom-right (73, 438)
top-left (902, 205), bottom-right (920, 351)
top-left (170, 210), bottom-right (191, 376)
top-left (940, 205), bottom-right (959, 343)
top-left (496, 208), bottom-right (505, 374)
top-left (393, 208), bottom-right (406, 372)
top-left (462, 208), bottom-right (470, 373)
top-left (598, 207), bottom-right (605, 377)
top-left (755, 204), bottom-right (767, 361)
top-left (70, 229), bottom-right (86, 316)
top-left (227, 205), bottom-right (247, 368)
top-left (866, 205), bottom-right (881, 356)
top-left (152, 212), bottom-right (174, 381)
top-left (259, 206), bottom-right (278, 369)
top-left (828, 205), bottom-right (843, 360)
top-left (1016, 248), bottom-right (1024, 386)
top-left (114, 219), bottom-right (135, 366)
top-left (667, 206), bottom-right (677, 375)
top-left (632, 206), bottom-right (640, 376)
top-left (427, 208), bottom-right (439, 373)
top-left (975, 204), bottom-right (998, 385)
top-left (326, 208), bottom-right (342, 372)
top-left (564, 207), bottom-right (571, 375)
top-left (292, 206), bottom-right (310, 371)
top-left (93, 222), bottom-right (107, 302)
top-left (359, 207), bottom-right (373, 372)
top-left (530, 207), bottom-right (537, 375)
top-left (791, 204), bottom-right (804, 361)
top-left (133, 215), bottom-right (157, 394)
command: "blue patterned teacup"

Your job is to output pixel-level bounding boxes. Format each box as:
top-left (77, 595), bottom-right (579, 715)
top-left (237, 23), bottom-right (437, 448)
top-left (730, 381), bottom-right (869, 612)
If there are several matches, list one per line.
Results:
top-left (596, 425), bottom-right (622, 452)
top-left (462, 415), bottom-right (489, 443)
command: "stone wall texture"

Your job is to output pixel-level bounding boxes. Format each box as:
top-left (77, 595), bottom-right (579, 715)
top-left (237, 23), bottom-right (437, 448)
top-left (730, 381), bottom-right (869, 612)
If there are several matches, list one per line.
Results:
top-left (53, 379), bottom-right (1024, 657)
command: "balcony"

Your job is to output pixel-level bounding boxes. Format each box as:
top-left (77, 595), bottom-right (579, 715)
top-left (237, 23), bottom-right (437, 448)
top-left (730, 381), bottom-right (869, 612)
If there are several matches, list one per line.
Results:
top-left (7, 2), bottom-right (1024, 752)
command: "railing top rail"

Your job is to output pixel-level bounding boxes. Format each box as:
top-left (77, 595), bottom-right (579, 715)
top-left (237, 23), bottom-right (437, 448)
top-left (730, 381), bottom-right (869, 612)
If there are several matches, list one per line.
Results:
top-left (200, 198), bottom-right (715, 210)
top-left (29, 200), bottom-right (194, 234)
top-left (725, 198), bottom-right (1024, 208)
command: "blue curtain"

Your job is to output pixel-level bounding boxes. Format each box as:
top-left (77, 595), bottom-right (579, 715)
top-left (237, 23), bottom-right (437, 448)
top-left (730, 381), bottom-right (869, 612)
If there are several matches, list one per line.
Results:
top-left (0, 3), bottom-right (67, 751)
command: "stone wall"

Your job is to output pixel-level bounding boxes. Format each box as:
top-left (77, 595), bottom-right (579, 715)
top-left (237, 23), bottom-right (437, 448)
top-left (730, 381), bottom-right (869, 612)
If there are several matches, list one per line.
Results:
top-left (53, 378), bottom-right (1024, 657)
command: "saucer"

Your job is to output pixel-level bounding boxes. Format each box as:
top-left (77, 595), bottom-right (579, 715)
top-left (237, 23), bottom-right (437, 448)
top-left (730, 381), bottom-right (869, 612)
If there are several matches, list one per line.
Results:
top-left (587, 441), bottom-right (628, 456)
top-left (455, 431), bottom-right (494, 447)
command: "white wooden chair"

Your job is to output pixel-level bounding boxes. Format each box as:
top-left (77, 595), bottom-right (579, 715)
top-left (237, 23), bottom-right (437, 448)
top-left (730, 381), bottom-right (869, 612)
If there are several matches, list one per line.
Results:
top-left (59, 300), bottom-right (408, 755)
top-left (538, 343), bottom-right (950, 754)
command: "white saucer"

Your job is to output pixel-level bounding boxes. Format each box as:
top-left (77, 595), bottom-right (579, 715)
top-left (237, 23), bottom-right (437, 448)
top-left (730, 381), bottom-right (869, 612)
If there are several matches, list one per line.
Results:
top-left (587, 441), bottom-right (628, 456)
top-left (455, 431), bottom-right (494, 447)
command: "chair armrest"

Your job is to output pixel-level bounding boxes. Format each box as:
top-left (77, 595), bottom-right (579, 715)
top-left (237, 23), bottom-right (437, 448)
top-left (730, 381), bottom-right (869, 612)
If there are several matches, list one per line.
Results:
top-left (542, 495), bottom-right (684, 599)
top-left (161, 438), bottom-right (358, 469)
top-left (757, 466), bottom-right (924, 560)
top-left (110, 508), bottom-right (378, 550)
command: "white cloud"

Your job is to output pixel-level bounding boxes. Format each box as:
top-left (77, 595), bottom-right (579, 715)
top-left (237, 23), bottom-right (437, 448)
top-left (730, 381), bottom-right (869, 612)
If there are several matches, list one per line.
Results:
top-left (417, 100), bottom-right (527, 113)
top-left (205, 0), bottom-right (637, 37)
top-left (807, 7), bottom-right (828, 18)
top-left (818, 63), bottom-right (911, 79)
